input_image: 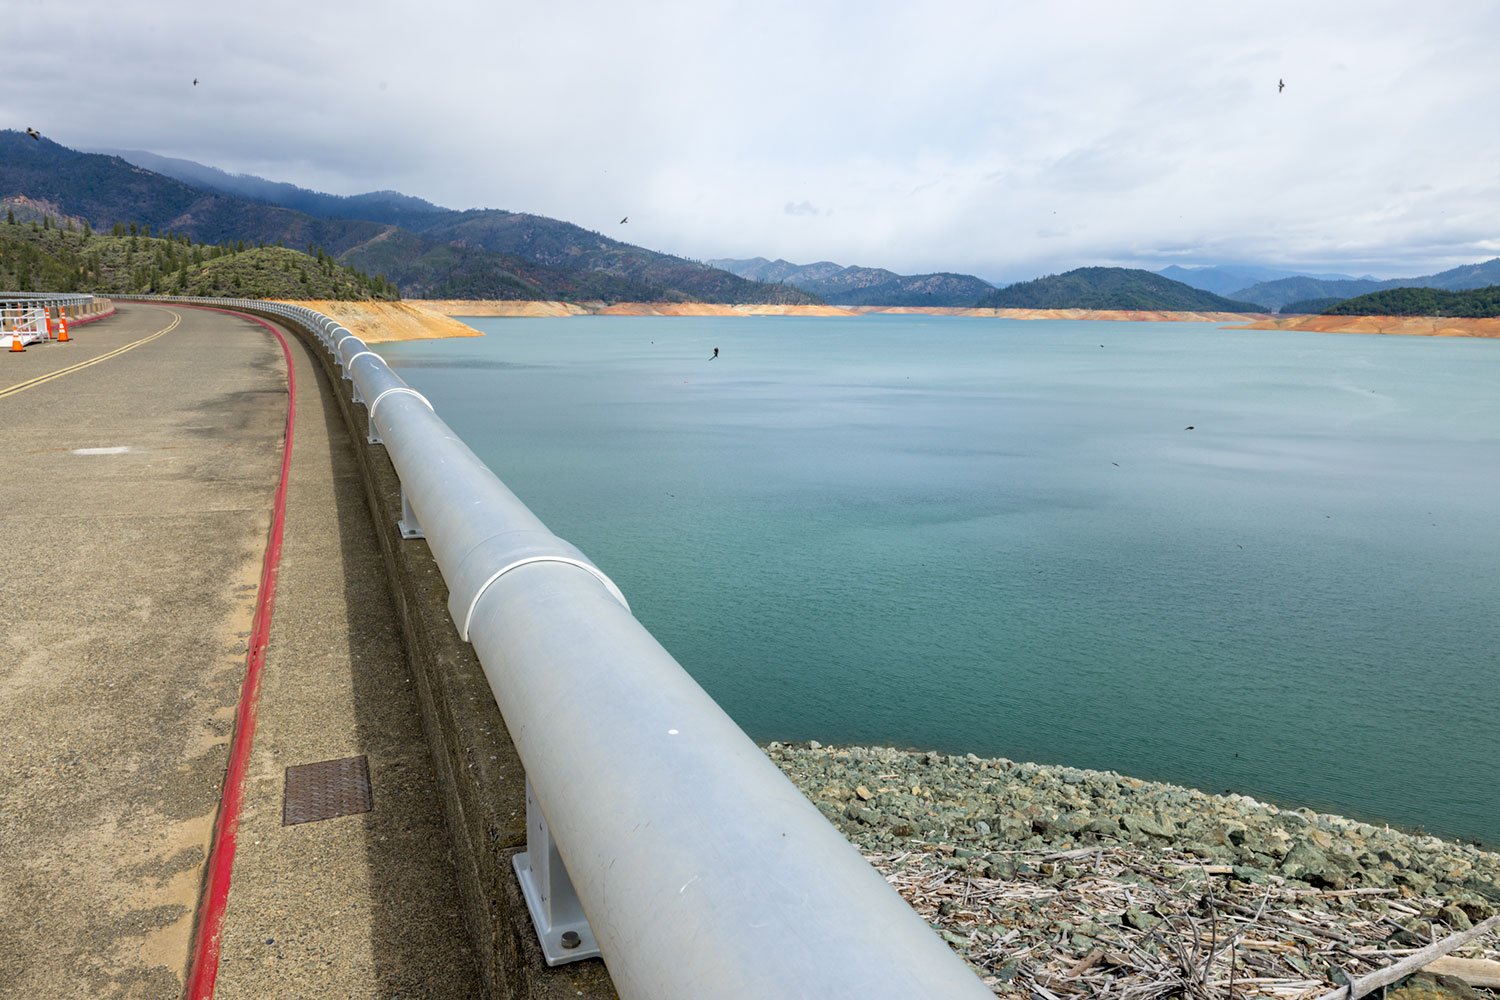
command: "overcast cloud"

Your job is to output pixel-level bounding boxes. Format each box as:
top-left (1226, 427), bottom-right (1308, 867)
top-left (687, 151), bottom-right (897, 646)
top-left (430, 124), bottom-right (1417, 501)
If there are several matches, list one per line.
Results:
top-left (9, 0), bottom-right (1500, 282)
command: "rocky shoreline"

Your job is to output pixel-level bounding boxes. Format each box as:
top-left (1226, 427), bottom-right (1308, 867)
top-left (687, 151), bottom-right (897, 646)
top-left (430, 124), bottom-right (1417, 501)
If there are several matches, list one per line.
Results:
top-left (769, 743), bottom-right (1500, 997)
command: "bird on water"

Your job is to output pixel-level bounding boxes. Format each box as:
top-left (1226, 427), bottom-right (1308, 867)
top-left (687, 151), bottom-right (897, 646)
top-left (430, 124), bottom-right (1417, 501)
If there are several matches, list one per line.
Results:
top-left (711, 347), bottom-right (719, 359)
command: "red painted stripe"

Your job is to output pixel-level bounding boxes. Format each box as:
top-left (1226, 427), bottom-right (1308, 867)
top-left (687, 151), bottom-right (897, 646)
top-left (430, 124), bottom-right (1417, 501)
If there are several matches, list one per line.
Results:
top-left (68, 306), bottom-right (117, 327)
top-left (184, 307), bottom-right (297, 1000)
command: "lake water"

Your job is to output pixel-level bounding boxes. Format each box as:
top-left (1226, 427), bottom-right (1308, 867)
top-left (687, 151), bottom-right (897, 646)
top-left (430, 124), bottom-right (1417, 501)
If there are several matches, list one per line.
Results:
top-left (377, 315), bottom-right (1500, 845)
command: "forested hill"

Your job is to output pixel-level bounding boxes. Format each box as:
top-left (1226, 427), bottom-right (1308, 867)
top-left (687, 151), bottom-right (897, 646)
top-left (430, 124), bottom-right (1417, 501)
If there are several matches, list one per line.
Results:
top-left (0, 132), bottom-right (816, 304)
top-left (1312, 285), bottom-right (1500, 318)
top-left (0, 209), bottom-right (395, 299)
top-left (978, 267), bottom-right (1263, 312)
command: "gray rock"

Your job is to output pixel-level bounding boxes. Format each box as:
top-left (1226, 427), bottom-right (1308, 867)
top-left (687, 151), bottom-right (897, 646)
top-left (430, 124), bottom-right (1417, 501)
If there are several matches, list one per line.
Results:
top-left (1122, 906), bottom-right (1160, 931)
top-left (1281, 840), bottom-right (1347, 889)
top-left (1121, 814), bottom-right (1171, 840)
top-left (1437, 904), bottom-right (1472, 931)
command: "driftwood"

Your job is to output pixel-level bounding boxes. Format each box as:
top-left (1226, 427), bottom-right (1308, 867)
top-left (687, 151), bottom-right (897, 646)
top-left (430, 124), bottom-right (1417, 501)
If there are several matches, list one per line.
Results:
top-left (1314, 913), bottom-right (1500, 1000)
top-left (1423, 957), bottom-right (1500, 989)
top-left (871, 841), bottom-right (1500, 999)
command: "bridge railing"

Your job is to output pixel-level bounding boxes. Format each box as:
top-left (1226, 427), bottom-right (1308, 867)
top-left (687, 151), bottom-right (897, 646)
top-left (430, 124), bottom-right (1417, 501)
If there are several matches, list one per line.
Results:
top-left (134, 295), bottom-right (992, 1000)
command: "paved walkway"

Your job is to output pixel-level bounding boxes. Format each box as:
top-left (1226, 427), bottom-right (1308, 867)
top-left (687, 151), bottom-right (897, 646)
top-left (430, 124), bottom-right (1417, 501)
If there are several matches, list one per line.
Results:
top-left (0, 303), bottom-right (481, 998)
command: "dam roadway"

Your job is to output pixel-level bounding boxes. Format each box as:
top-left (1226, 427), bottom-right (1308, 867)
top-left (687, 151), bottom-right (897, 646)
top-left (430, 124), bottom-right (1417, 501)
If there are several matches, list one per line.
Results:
top-left (0, 303), bottom-right (482, 997)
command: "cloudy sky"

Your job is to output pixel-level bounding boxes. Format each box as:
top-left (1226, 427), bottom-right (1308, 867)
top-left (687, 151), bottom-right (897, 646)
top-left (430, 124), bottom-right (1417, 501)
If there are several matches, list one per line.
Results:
top-left (10, 1), bottom-right (1500, 283)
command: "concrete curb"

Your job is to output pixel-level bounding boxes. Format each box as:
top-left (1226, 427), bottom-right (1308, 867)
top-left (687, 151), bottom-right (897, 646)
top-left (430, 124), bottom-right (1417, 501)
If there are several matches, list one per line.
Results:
top-left (258, 307), bottom-right (617, 1000)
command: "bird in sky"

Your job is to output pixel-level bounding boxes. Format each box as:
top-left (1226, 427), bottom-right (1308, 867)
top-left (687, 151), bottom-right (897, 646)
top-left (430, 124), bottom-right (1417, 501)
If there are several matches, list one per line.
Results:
top-left (1278, 78), bottom-right (1285, 93)
top-left (193, 78), bottom-right (198, 86)
top-left (619, 216), bottom-right (628, 225)
top-left (25, 127), bottom-right (40, 140)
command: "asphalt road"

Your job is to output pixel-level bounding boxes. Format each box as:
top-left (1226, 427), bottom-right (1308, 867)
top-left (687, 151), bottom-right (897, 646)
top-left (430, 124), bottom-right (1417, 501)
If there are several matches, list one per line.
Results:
top-left (0, 303), bottom-right (479, 998)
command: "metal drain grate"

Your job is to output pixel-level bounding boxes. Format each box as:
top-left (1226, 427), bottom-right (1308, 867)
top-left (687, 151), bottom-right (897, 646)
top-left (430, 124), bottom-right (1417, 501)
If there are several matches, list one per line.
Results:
top-left (282, 755), bottom-right (374, 826)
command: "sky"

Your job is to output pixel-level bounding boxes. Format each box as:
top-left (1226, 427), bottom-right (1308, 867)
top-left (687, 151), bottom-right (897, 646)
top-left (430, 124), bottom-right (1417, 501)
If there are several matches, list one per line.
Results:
top-left (9, 0), bottom-right (1500, 284)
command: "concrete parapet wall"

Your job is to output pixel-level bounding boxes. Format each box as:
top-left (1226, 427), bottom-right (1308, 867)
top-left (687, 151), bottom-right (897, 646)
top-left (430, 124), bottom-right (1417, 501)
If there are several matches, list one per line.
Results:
top-left (264, 308), bottom-right (617, 1000)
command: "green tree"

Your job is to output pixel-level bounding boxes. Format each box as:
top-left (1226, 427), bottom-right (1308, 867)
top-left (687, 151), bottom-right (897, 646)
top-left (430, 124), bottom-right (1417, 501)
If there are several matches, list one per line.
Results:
top-left (5, 210), bottom-right (13, 225)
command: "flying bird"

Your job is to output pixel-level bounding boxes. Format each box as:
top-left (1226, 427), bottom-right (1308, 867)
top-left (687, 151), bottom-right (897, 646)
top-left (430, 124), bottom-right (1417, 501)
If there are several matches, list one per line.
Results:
top-left (1185, 425), bottom-right (1195, 430)
top-left (25, 127), bottom-right (40, 141)
top-left (193, 78), bottom-right (199, 86)
top-left (1278, 78), bottom-right (1285, 93)
top-left (619, 216), bottom-right (628, 225)
top-left (711, 347), bottom-right (719, 359)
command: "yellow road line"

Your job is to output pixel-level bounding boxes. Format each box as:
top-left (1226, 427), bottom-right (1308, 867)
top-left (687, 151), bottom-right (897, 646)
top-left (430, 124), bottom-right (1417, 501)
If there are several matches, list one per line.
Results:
top-left (0, 312), bottom-right (181, 400)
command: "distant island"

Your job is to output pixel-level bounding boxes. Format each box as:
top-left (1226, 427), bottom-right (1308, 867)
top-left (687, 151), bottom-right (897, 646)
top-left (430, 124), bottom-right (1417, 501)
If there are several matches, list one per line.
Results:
top-left (977, 267), bottom-right (1262, 312)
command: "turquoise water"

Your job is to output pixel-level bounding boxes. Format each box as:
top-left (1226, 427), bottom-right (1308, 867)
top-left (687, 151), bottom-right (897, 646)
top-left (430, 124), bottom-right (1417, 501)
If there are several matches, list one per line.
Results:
top-left (378, 316), bottom-right (1500, 845)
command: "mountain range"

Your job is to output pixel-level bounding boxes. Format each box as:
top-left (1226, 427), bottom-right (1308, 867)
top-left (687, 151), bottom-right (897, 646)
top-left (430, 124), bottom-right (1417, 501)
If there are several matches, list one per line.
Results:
top-left (1157, 264), bottom-right (1365, 298)
top-left (1157, 260), bottom-right (1500, 311)
top-left (0, 132), bottom-right (813, 304)
top-left (1236, 260), bottom-right (1500, 311)
top-left (4, 131), bottom-right (1495, 314)
top-left (708, 257), bottom-right (996, 307)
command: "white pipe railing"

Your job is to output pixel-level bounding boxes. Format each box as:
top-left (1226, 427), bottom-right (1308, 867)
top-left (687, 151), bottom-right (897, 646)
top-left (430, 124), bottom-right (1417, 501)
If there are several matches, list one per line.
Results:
top-left (129, 296), bottom-right (993, 999)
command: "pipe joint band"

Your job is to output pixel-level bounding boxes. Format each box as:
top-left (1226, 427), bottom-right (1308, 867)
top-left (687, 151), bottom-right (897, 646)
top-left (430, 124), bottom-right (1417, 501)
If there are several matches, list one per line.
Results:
top-left (461, 556), bottom-right (629, 641)
top-left (367, 386), bottom-right (433, 423)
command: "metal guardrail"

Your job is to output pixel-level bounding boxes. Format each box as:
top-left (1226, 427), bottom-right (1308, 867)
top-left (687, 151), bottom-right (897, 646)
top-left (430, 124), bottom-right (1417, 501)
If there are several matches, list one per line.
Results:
top-left (0, 292), bottom-right (98, 306)
top-left (133, 296), bottom-right (994, 999)
top-left (2, 293), bottom-right (106, 345)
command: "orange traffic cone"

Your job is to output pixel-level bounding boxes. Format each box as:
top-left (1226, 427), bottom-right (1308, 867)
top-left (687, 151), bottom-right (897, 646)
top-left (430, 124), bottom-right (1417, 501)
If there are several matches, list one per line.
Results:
top-left (59, 312), bottom-right (70, 342)
top-left (45, 312), bottom-right (56, 339)
top-left (9, 334), bottom-right (24, 353)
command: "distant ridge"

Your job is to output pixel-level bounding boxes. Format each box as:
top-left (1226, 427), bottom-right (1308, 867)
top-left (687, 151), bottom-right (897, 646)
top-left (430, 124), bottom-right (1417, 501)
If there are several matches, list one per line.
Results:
top-left (1158, 264), bottom-right (1361, 298)
top-left (93, 147), bottom-right (451, 227)
top-left (710, 256), bottom-right (995, 307)
top-left (1232, 258), bottom-right (1500, 311)
top-left (0, 132), bottom-right (815, 304)
top-left (978, 267), bottom-right (1262, 312)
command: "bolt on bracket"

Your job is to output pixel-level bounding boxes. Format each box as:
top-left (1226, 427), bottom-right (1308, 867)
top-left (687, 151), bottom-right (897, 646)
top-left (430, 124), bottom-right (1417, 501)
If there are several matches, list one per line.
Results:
top-left (398, 488), bottom-right (424, 539)
top-left (513, 779), bottom-right (601, 966)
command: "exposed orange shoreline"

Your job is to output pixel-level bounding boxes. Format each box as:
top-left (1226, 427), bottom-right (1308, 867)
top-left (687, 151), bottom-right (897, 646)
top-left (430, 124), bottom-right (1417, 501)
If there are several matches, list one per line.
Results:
top-left (1235, 313), bottom-right (1500, 339)
top-left (291, 299), bottom-right (1500, 342)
